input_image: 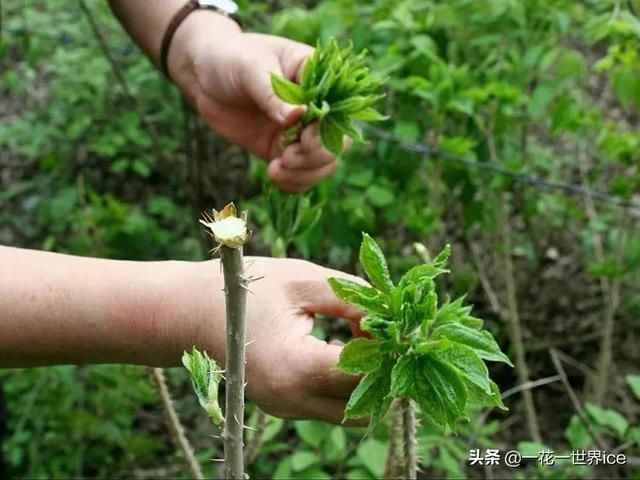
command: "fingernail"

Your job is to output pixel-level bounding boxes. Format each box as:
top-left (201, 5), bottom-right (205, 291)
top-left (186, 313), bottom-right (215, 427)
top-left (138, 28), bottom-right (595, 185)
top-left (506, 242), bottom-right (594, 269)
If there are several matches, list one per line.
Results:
top-left (279, 104), bottom-right (295, 123)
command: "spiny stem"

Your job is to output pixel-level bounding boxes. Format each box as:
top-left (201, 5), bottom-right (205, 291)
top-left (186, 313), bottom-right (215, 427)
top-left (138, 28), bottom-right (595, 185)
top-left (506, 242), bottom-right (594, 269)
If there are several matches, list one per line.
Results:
top-left (401, 397), bottom-right (417, 480)
top-left (220, 245), bottom-right (248, 480)
top-left (383, 399), bottom-right (402, 480)
top-left (150, 367), bottom-right (204, 480)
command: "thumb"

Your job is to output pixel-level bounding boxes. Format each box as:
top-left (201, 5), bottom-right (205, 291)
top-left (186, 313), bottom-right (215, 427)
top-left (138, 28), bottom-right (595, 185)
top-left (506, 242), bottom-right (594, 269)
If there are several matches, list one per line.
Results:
top-left (245, 54), bottom-right (304, 126)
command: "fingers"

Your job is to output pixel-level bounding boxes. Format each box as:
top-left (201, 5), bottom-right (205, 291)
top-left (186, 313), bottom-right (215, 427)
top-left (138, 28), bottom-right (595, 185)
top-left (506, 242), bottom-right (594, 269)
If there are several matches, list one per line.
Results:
top-left (269, 124), bottom-right (354, 191)
top-left (241, 46), bottom-right (303, 125)
top-left (268, 158), bottom-right (337, 192)
top-left (297, 395), bottom-right (369, 426)
top-left (288, 267), bottom-right (366, 321)
top-left (281, 143), bottom-right (334, 170)
top-left (301, 336), bottom-right (360, 397)
top-left (300, 123), bottom-right (353, 157)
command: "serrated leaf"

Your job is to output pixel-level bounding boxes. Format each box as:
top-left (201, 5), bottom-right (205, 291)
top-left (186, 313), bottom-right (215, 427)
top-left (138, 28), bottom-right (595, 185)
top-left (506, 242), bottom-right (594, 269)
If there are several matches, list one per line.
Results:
top-left (336, 338), bottom-right (383, 375)
top-left (328, 277), bottom-right (389, 316)
top-left (465, 380), bottom-right (506, 410)
top-left (319, 116), bottom-right (345, 156)
top-left (389, 354), bottom-right (415, 397)
top-left (432, 323), bottom-right (513, 366)
top-left (360, 233), bottom-right (394, 293)
top-left (182, 347), bottom-right (224, 425)
top-left (344, 361), bottom-right (393, 420)
top-left (413, 355), bottom-right (468, 430)
top-left (360, 315), bottom-right (395, 340)
top-left (428, 342), bottom-right (491, 394)
top-left (434, 296), bottom-right (483, 330)
top-left (271, 74), bottom-right (305, 105)
top-left (398, 246), bottom-right (451, 288)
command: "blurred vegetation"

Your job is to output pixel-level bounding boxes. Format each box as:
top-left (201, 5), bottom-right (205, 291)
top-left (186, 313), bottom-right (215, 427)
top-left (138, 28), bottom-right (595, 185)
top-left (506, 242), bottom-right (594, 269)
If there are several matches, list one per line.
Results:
top-left (1, 0), bottom-right (639, 478)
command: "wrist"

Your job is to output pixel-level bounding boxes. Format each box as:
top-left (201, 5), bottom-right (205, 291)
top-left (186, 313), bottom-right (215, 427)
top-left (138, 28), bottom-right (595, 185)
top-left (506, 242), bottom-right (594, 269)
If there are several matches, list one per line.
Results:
top-left (150, 260), bottom-right (226, 367)
top-left (168, 9), bottom-right (242, 101)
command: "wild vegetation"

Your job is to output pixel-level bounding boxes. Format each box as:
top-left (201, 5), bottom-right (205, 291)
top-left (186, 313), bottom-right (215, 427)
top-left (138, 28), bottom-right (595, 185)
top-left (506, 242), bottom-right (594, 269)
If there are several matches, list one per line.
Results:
top-left (1, 0), bottom-right (639, 479)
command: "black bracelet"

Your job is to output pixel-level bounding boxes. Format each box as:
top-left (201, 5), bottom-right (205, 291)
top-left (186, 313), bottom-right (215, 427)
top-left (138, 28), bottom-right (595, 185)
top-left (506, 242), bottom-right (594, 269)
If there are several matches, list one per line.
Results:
top-left (160, 0), bottom-right (199, 79)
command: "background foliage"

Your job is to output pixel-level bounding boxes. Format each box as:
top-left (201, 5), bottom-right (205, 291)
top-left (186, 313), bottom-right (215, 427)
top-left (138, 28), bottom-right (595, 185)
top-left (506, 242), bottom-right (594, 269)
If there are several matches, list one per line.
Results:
top-left (1, 0), bottom-right (639, 478)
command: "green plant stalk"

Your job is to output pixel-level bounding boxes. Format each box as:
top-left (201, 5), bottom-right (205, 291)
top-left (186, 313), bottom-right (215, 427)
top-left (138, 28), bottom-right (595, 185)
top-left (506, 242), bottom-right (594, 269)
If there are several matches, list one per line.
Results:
top-left (151, 367), bottom-right (204, 480)
top-left (220, 245), bottom-right (248, 480)
top-left (401, 397), bottom-right (417, 480)
top-left (383, 399), bottom-right (402, 479)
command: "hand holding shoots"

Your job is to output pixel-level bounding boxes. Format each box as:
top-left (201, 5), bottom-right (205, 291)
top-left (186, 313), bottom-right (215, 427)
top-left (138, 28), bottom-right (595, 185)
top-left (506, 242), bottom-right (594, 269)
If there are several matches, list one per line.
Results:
top-left (271, 38), bottom-right (387, 156)
top-left (330, 234), bottom-right (511, 432)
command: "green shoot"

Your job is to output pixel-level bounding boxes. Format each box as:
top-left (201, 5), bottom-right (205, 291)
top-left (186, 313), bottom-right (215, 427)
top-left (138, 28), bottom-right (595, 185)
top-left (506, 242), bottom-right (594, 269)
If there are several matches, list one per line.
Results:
top-left (182, 347), bottom-right (224, 426)
top-left (271, 38), bottom-right (387, 156)
top-left (330, 234), bottom-right (511, 432)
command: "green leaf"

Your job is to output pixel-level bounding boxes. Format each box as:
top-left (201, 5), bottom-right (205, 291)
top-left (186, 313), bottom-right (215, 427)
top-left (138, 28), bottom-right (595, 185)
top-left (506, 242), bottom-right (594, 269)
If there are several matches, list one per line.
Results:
top-left (328, 113), bottom-right (364, 142)
top-left (359, 315), bottom-right (395, 340)
top-left (332, 96), bottom-right (379, 114)
top-left (465, 380), bottom-right (506, 410)
top-left (328, 277), bottom-right (389, 316)
top-left (565, 415), bottom-right (591, 449)
top-left (584, 403), bottom-right (629, 437)
top-left (366, 184), bottom-right (396, 208)
top-left (359, 233), bottom-right (394, 292)
top-left (290, 451), bottom-right (320, 472)
top-left (626, 374), bottom-right (640, 400)
top-left (413, 355), bottom-right (468, 430)
top-left (432, 323), bottom-right (513, 366)
top-left (356, 439), bottom-right (388, 478)
top-left (181, 347), bottom-right (224, 425)
top-left (345, 361), bottom-right (392, 420)
top-left (389, 354), bottom-right (415, 397)
top-left (270, 73), bottom-right (305, 105)
top-left (273, 458), bottom-right (293, 480)
top-left (325, 427), bottom-right (347, 462)
top-left (612, 66), bottom-right (640, 111)
top-left (428, 342), bottom-right (491, 394)
top-left (319, 116), bottom-right (345, 156)
top-left (345, 468), bottom-right (377, 480)
top-left (295, 469), bottom-right (332, 480)
top-left (434, 296), bottom-right (483, 330)
top-left (398, 245), bottom-right (451, 287)
top-left (337, 338), bottom-right (384, 375)
top-left (351, 107), bottom-right (388, 122)
top-left (294, 421), bottom-right (329, 448)
top-left (413, 356), bottom-right (468, 431)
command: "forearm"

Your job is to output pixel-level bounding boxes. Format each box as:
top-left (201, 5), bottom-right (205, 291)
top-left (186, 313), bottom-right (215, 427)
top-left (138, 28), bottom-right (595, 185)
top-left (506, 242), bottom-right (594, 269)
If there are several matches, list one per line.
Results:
top-left (108, 0), bottom-right (241, 96)
top-left (0, 246), bottom-right (223, 368)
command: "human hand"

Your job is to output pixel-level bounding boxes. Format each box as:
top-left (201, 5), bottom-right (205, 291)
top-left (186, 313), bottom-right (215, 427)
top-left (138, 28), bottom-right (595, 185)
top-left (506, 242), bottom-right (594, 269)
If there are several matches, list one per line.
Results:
top-left (169, 257), bottom-right (365, 424)
top-left (170, 13), bottom-right (349, 192)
